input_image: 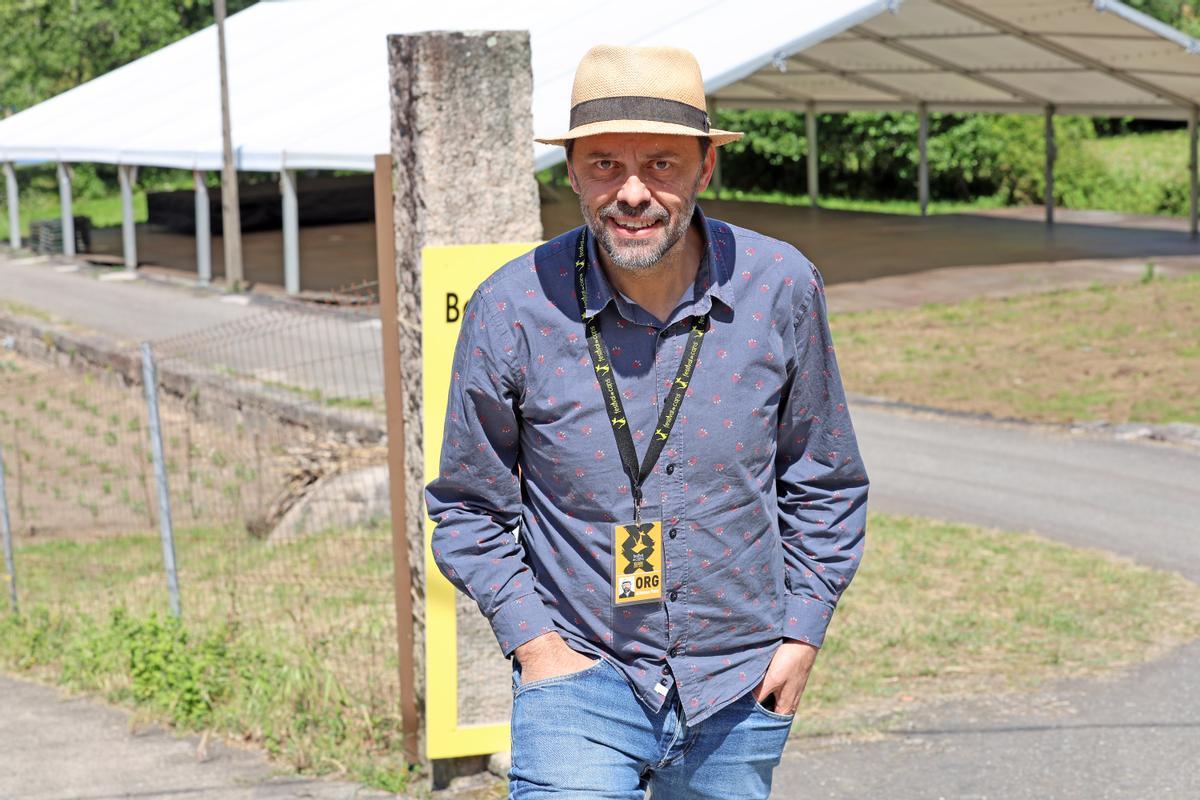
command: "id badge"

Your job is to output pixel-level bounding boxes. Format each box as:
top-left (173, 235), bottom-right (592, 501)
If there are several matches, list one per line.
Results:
top-left (613, 520), bottom-right (663, 606)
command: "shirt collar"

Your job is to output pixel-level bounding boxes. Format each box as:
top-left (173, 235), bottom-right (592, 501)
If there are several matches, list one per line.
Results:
top-left (580, 203), bottom-right (733, 324)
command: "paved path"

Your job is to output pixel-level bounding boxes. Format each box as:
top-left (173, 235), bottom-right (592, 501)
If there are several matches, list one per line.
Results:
top-left (0, 255), bottom-right (384, 402)
top-left (0, 672), bottom-right (397, 800)
top-left (771, 405), bottom-right (1200, 799)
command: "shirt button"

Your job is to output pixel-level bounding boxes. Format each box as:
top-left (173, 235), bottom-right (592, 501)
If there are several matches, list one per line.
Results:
top-left (669, 590), bottom-right (678, 602)
top-left (669, 645), bottom-right (681, 657)
top-left (661, 665), bottom-right (670, 675)
top-left (666, 463), bottom-right (676, 475)
top-left (668, 528), bottom-right (677, 539)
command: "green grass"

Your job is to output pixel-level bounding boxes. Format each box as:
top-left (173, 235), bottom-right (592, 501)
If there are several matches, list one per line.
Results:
top-left (0, 522), bottom-right (409, 791)
top-left (0, 192), bottom-right (148, 241)
top-left (831, 272), bottom-right (1200, 425)
top-left (798, 513), bottom-right (1200, 733)
top-left (3, 511), bottom-right (1198, 769)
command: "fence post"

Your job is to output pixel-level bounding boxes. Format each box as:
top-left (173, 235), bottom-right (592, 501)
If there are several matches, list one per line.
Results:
top-left (0, 444), bottom-right (18, 615)
top-left (140, 343), bottom-right (181, 618)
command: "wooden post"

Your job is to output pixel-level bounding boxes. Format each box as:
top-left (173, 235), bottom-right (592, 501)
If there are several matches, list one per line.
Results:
top-left (374, 153), bottom-right (418, 766)
top-left (214, 0), bottom-right (245, 289)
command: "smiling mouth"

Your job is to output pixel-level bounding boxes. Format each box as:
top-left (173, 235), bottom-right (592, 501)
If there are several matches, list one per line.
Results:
top-left (608, 217), bottom-right (664, 237)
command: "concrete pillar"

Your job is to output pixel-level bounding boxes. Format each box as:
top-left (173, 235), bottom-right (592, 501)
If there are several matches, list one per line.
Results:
top-left (1189, 105), bottom-right (1198, 239)
top-left (194, 170), bottom-right (212, 286)
top-left (1044, 104), bottom-right (1056, 226)
top-left (118, 164), bottom-right (138, 270)
top-left (917, 102), bottom-right (929, 217)
top-left (806, 102), bottom-right (819, 207)
top-left (706, 95), bottom-right (723, 196)
top-left (388, 29), bottom-right (541, 785)
top-left (280, 168), bottom-right (300, 294)
top-left (57, 162), bottom-right (75, 257)
top-left (3, 162), bottom-right (18, 250)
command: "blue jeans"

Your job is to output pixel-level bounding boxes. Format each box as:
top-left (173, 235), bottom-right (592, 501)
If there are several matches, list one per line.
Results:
top-left (509, 653), bottom-right (794, 799)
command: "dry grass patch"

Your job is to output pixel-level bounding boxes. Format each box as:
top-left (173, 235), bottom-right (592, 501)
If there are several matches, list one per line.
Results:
top-left (830, 272), bottom-right (1200, 425)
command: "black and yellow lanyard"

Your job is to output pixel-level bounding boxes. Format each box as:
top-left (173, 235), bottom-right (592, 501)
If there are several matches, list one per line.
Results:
top-left (574, 228), bottom-right (709, 526)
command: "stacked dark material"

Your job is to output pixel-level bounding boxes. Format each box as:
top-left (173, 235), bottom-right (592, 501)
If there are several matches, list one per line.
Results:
top-left (146, 173), bottom-right (375, 234)
top-left (30, 216), bottom-right (92, 254)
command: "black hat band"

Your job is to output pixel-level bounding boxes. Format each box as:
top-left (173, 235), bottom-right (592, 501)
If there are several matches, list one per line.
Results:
top-left (569, 96), bottom-right (710, 132)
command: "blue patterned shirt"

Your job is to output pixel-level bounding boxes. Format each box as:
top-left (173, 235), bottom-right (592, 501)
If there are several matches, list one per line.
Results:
top-left (425, 206), bottom-right (868, 727)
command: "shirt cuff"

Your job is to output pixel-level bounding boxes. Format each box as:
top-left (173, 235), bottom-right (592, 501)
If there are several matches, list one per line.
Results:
top-left (488, 593), bottom-right (557, 658)
top-left (783, 592), bottom-right (835, 649)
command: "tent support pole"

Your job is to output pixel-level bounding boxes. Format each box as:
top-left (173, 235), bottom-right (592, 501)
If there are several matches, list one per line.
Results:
top-left (3, 163), bottom-right (18, 250)
top-left (705, 96), bottom-right (723, 196)
top-left (1044, 104), bottom-right (1055, 226)
top-left (194, 170), bottom-right (212, 286)
top-left (119, 165), bottom-right (138, 270)
top-left (281, 169), bottom-right (300, 295)
top-left (806, 102), bottom-right (819, 207)
top-left (918, 102), bottom-right (929, 217)
top-left (1189, 105), bottom-right (1198, 239)
top-left (57, 162), bottom-right (75, 257)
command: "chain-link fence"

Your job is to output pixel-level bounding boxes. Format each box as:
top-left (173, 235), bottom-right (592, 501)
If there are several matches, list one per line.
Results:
top-left (0, 285), bottom-right (409, 758)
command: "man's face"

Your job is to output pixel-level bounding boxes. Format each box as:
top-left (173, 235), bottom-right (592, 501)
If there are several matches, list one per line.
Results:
top-left (567, 132), bottom-right (715, 272)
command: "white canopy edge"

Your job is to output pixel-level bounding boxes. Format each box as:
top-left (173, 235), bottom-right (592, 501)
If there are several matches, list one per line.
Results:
top-left (0, 0), bottom-right (1196, 173)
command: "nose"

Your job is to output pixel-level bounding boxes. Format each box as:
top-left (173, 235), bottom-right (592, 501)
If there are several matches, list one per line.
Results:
top-left (616, 173), bottom-right (651, 210)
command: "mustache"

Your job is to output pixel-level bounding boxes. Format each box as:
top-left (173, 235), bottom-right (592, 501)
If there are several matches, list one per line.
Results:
top-left (598, 201), bottom-right (669, 223)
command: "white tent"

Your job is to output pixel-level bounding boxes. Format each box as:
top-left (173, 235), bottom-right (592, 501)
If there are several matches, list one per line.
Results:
top-left (2, 0), bottom-right (1198, 286)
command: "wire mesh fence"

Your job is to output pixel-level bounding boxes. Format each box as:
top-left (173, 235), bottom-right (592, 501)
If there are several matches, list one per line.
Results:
top-left (0, 289), bottom-right (411, 748)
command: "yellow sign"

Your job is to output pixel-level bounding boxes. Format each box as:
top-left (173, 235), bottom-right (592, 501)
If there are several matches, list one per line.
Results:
top-left (421, 241), bottom-right (539, 759)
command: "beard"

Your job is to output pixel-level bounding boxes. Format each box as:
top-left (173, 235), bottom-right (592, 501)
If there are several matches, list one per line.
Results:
top-left (581, 172), bottom-right (703, 273)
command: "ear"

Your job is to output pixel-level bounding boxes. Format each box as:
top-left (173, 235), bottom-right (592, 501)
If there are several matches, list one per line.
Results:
top-left (695, 143), bottom-right (717, 194)
top-left (566, 157), bottom-right (581, 194)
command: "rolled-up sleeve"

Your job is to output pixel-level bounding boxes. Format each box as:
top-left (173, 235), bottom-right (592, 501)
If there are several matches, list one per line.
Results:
top-left (425, 288), bottom-right (555, 658)
top-left (775, 262), bottom-right (869, 648)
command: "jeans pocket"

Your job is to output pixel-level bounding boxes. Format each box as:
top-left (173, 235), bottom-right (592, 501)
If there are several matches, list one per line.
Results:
top-left (750, 691), bottom-right (796, 723)
top-left (513, 656), bottom-right (605, 698)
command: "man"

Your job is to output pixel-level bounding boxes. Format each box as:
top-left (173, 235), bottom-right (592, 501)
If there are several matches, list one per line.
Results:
top-left (426, 44), bottom-right (868, 799)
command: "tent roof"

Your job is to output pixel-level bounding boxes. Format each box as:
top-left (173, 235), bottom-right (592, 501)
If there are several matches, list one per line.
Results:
top-left (0, 0), bottom-right (1196, 173)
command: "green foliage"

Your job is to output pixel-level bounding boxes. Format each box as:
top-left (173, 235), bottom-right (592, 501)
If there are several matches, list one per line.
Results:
top-left (0, 607), bottom-right (415, 791)
top-left (713, 109), bottom-right (1116, 207)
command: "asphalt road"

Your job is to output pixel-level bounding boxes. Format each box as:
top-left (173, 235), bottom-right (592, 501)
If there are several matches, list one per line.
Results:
top-left (770, 404), bottom-right (1200, 799)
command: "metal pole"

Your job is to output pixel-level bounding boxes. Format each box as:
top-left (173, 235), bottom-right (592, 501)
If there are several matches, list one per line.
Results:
top-left (1190, 105), bottom-right (1198, 240)
top-left (373, 153), bottom-right (418, 765)
top-left (215, 0), bottom-right (245, 290)
top-left (3, 162), bottom-right (18, 250)
top-left (119, 164), bottom-right (138, 270)
top-left (194, 170), bottom-right (212, 286)
top-left (1044, 104), bottom-right (1056, 226)
top-left (705, 96), bottom-right (723, 196)
top-left (280, 168), bottom-right (300, 294)
top-left (0, 445), bottom-right (18, 615)
top-left (57, 162), bottom-right (75, 257)
top-left (140, 343), bottom-right (181, 618)
top-left (806, 102), bottom-right (819, 207)
top-left (918, 102), bottom-right (929, 217)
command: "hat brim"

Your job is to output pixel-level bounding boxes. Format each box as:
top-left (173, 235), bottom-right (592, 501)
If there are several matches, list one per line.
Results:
top-left (535, 119), bottom-right (742, 147)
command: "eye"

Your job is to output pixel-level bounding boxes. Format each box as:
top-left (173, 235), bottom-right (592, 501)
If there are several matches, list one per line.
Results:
top-left (653, 160), bottom-right (671, 170)
top-left (596, 159), bottom-right (614, 170)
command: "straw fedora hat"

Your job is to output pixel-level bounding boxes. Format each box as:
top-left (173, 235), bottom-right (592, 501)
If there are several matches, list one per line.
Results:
top-left (535, 45), bottom-right (743, 147)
